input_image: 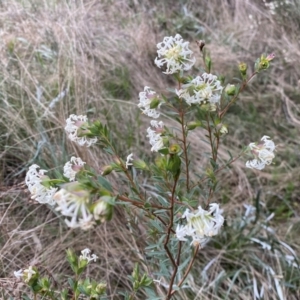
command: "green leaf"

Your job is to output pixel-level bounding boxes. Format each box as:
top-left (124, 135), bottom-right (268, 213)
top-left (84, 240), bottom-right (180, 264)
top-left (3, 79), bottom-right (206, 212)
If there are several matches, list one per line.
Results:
top-left (158, 148), bottom-right (169, 155)
top-left (97, 176), bottom-right (113, 192)
top-left (156, 195), bottom-right (168, 205)
top-left (78, 285), bottom-right (89, 295)
top-left (146, 251), bottom-right (166, 257)
top-left (103, 147), bottom-right (114, 155)
top-left (144, 287), bottom-right (161, 300)
top-left (148, 220), bottom-right (164, 232)
top-left (142, 276), bottom-right (153, 286)
top-left (154, 209), bottom-right (168, 214)
top-left (175, 117), bottom-right (182, 124)
top-left (210, 158), bottom-right (218, 170)
top-left (227, 150), bottom-right (233, 161)
top-left (68, 278), bottom-right (75, 290)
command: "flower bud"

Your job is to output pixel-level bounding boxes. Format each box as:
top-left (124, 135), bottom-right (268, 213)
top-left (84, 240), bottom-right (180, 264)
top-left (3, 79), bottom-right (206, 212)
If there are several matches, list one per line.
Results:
top-left (93, 197), bottom-right (114, 222)
top-left (201, 103), bottom-right (217, 112)
top-left (168, 144), bottom-right (181, 154)
top-left (196, 40), bottom-right (205, 52)
top-left (187, 121), bottom-right (202, 131)
top-left (255, 53), bottom-right (275, 72)
top-left (266, 53), bottom-right (275, 62)
top-left (101, 165), bottom-right (113, 176)
top-left (239, 62), bottom-right (247, 77)
top-left (113, 156), bottom-right (122, 165)
top-left (133, 159), bottom-right (149, 170)
top-left (225, 84), bottom-right (236, 96)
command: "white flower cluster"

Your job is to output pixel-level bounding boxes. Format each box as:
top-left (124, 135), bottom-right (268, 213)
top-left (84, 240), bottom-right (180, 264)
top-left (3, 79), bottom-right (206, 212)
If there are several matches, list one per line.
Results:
top-left (139, 34), bottom-right (196, 152)
top-left (138, 86), bottom-right (164, 152)
top-left (79, 248), bottom-right (98, 263)
top-left (177, 73), bottom-right (223, 105)
top-left (54, 185), bottom-right (95, 230)
top-left (138, 86), bottom-right (160, 118)
top-left (146, 120), bottom-right (164, 152)
top-left (176, 203), bottom-right (224, 247)
top-left (155, 34), bottom-right (196, 74)
top-left (25, 164), bottom-right (57, 206)
top-left (246, 136), bottom-right (275, 170)
top-left (14, 266), bottom-right (36, 283)
top-left (65, 114), bottom-right (97, 147)
top-left (63, 156), bottom-right (86, 181)
top-left (25, 161), bottom-right (113, 230)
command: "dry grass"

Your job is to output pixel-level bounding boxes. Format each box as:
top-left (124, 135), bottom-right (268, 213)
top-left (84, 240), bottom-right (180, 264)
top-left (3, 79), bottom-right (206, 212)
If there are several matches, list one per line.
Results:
top-left (1, 0), bottom-right (300, 299)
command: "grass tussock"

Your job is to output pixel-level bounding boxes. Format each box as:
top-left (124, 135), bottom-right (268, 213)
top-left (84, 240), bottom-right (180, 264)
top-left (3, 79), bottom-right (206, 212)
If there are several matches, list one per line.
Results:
top-left (1, 0), bottom-right (300, 299)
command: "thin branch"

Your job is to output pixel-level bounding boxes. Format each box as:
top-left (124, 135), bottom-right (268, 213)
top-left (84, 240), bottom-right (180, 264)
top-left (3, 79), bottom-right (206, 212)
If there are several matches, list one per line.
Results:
top-left (219, 71), bottom-right (258, 119)
top-left (117, 195), bottom-right (166, 210)
top-left (164, 176), bottom-right (179, 298)
top-left (189, 152), bottom-right (244, 190)
top-left (180, 111), bottom-right (190, 192)
top-left (206, 114), bottom-right (215, 161)
top-left (170, 244), bottom-right (200, 297)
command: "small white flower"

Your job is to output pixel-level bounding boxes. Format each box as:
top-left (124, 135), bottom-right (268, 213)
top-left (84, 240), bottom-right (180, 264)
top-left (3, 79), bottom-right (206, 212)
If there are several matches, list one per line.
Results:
top-left (23, 266), bottom-right (36, 283)
top-left (125, 153), bottom-right (134, 169)
top-left (220, 125), bottom-right (228, 135)
top-left (14, 269), bottom-right (23, 278)
top-left (65, 114), bottom-right (97, 147)
top-left (79, 248), bottom-right (98, 263)
top-left (246, 136), bottom-right (275, 170)
top-left (54, 183), bottom-right (95, 230)
top-left (79, 218), bottom-right (96, 230)
top-left (176, 224), bottom-right (194, 241)
top-left (155, 34), bottom-right (196, 74)
top-left (63, 156), bottom-right (86, 181)
top-left (176, 203), bottom-right (224, 247)
top-left (146, 120), bottom-right (164, 152)
top-left (245, 158), bottom-right (266, 170)
top-left (25, 164), bottom-right (57, 205)
top-left (138, 87), bottom-right (160, 118)
top-left (177, 73), bottom-right (223, 105)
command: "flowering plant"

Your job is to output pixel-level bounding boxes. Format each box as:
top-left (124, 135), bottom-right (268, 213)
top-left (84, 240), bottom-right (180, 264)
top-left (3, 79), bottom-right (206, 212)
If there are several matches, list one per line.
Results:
top-left (14, 248), bottom-right (106, 300)
top-left (20, 34), bottom-right (275, 299)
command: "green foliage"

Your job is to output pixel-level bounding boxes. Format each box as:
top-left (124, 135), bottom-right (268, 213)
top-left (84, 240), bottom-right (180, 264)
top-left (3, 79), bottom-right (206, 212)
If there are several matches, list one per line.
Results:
top-left (18, 249), bottom-right (107, 300)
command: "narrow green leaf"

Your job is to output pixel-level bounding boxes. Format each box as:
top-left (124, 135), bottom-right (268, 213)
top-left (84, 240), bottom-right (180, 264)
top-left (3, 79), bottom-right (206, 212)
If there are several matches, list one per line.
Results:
top-left (97, 175), bottom-right (113, 192)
